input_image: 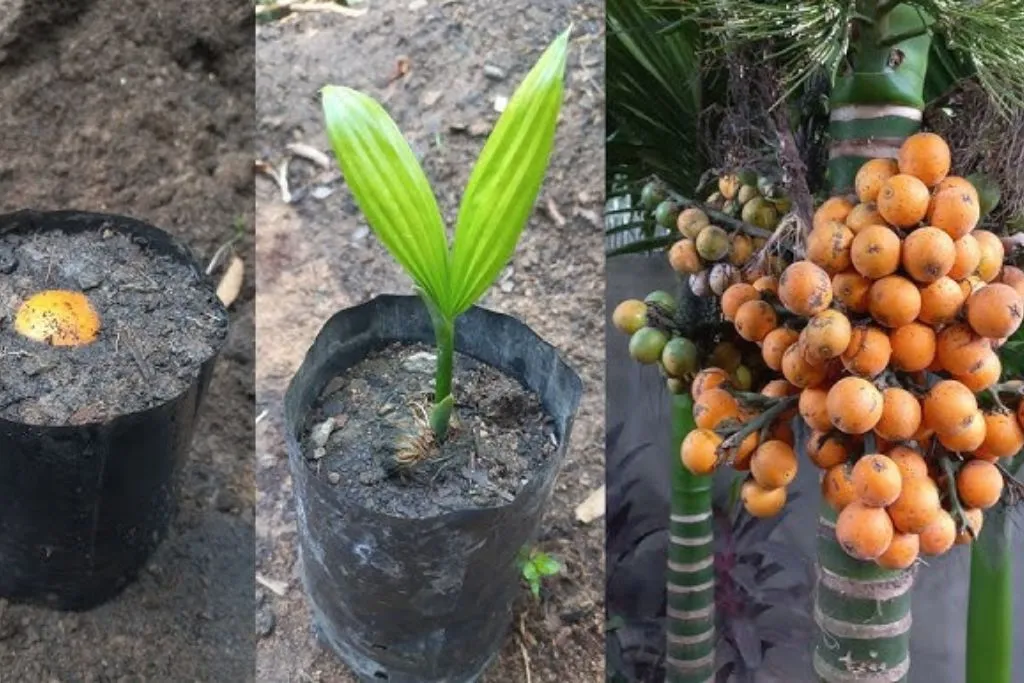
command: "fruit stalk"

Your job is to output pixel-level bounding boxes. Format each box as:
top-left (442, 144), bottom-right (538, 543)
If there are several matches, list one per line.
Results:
top-left (814, 505), bottom-right (914, 683)
top-left (667, 393), bottom-right (716, 683)
top-left (828, 2), bottom-right (933, 192)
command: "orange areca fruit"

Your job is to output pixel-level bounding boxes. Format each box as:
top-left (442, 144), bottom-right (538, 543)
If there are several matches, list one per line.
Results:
top-left (856, 159), bottom-right (899, 203)
top-left (694, 388), bottom-right (741, 430)
top-left (966, 283), bottom-right (1024, 339)
top-left (898, 132), bottom-right (951, 187)
top-left (852, 453), bottom-right (903, 506)
top-left (1001, 265), bottom-right (1024, 299)
top-left (924, 380), bottom-right (978, 436)
top-left (889, 322), bottom-right (936, 372)
top-left (938, 410), bottom-right (987, 452)
top-left (878, 174), bottom-right (931, 227)
top-left (887, 476), bottom-right (940, 534)
top-left (957, 460), bottom-right (1004, 509)
top-left (955, 352), bottom-right (1001, 393)
top-left (842, 325), bottom-right (892, 377)
top-left (741, 480), bottom-right (788, 518)
top-left (781, 342), bottom-right (829, 388)
top-left (734, 299), bottom-right (778, 343)
top-left (681, 428), bottom-right (723, 475)
top-left (807, 221), bottom-right (855, 273)
top-left (875, 387), bottom-right (923, 442)
top-left (888, 446), bottom-right (929, 481)
top-left (823, 463), bottom-right (859, 511)
top-left (751, 440), bottom-right (799, 489)
top-left (836, 501), bottom-right (895, 560)
top-left (833, 270), bottom-right (872, 313)
top-left (814, 197), bottom-right (854, 232)
top-left (935, 175), bottom-right (979, 203)
top-left (802, 309), bottom-right (853, 362)
top-left (974, 230), bottom-right (1005, 282)
top-left (980, 412), bottom-right (1024, 460)
top-left (928, 187), bottom-right (980, 239)
top-left (828, 377), bottom-right (884, 435)
top-left (902, 226), bottom-right (956, 283)
top-left (918, 276), bottom-right (966, 325)
top-left (762, 379), bottom-right (801, 398)
top-left (691, 368), bottom-right (731, 400)
top-left (868, 275), bottom-right (921, 328)
top-left (877, 532), bottom-right (921, 570)
top-left (800, 387), bottom-right (833, 432)
top-left (936, 324), bottom-right (991, 376)
top-left (669, 239), bottom-right (703, 274)
top-left (753, 275), bottom-right (778, 295)
top-left (919, 509), bottom-right (957, 555)
top-left (779, 261), bottom-right (834, 316)
top-left (762, 327), bottom-right (800, 371)
top-left (948, 234), bottom-right (981, 280)
top-left (808, 430), bottom-right (854, 469)
top-left (846, 202), bottom-right (886, 234)
top-left (851, 224), bottom-right (902, 279)
top-left (721, 283), bottom-right (761, 322)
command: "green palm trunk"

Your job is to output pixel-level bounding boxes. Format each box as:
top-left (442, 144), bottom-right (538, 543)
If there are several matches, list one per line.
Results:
top-left (815, 4), bottom-right (930, 681)
top-left (667, 393), bottom-right (716, 683)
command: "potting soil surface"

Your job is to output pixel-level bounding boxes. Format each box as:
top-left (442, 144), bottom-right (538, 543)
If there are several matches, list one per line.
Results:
top-left (256, 1), bottom-right (605, 681)
top-left (301, 343), bottom-right (557, 517)
top-left (0, 228), bottom-right (228, 425)
top-left (0, 0), bottom-right (255, 679)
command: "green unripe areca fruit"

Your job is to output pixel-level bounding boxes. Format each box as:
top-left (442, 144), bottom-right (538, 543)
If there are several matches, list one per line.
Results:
top-left (639, 181), bottom-right (665, 210)
top-left (741, 197), bottom-right (779, 230)
top-left (662, 337), bottom-right (699, 378)
top-left (644, 290), bottom-right (676, 314)
top-left (629, 327), bottom-right (668, 364)
top-left (654, 200), bottom-right (680, 228)
top-left (666, 377), bottom-right (686, 395)
top-left (695, 225), bottom-right (730, 261)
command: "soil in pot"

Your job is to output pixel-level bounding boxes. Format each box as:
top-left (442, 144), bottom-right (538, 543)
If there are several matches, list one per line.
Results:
top-left (0, 226), bottom-right (228, 425)
top-left (298, 342), bottom-right (558, 516)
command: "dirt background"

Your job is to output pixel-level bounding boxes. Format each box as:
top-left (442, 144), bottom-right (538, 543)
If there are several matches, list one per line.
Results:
top-left (0, 0), bottom-right (256, 680)
top-left (254, 1), bottom-right (605, 681)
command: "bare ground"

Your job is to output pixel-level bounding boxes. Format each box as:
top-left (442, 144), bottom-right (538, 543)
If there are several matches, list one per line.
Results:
top-left (254, 1), bottom-right (605, 681)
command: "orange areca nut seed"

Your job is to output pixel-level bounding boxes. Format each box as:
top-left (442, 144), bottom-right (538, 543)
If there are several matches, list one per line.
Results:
top-left (800, 387), bottom-right (833, 432)
top-left (836, 501), bottom-right (895, 560)
top-left (823, 463), bottom-right (858, 511)
top-left (750, 440), bottom-right (799, 489)
top-left (805, 309), bottom-right (853, 362)
top-left (691, 368), bottom-right (731, 400)
top-left (762, 327), bottom-right (800, 371)
top-left (814, 197), bottom-right (854, 232)
top-left (957, 460), bottom-right (1004, 509)
top-left (868, 275), bottom-right (921, 328)
top-left (851, 224), bottom-right (902, 279)
top-left (898, 132), bottom-right (951, 187)
top-left (827, 376), bottom-right (884, 435)
top-left (779, 261), bottom-right (833, 316)
top-left (974, 230), bottom-right (1005, 282)
top-left (919, 509), bottom-right (957, 555)
top-left (887, 476), bottom-right (941, 533)
top-left (721, 283), bottom-right (760, 322)
top-left (966, 283), bottom-right (1024, 339)
top-left (856, 159), bottom-right (899, 203)
top-left (852, 453), bottom-right (903, 506)
top-left (807, 222), bottom-right (855, 274)
top-left (875, 387), bottom-right (923, 442)
top-left (841, 325), bottom-right (892, 377)
top-left (889, 322), bottom-right (936, 372)
top-left (741, 480), bottom-right (787, 518)
top-left (878, 174), bottom-right (931, 228)
top-left (928, 187), bottom-right (981, 240)
top-left (694, 388), bottom-right (741, 430)
top-left (981, 412), bottom-right (1024, 460)
top-left (734, 299), bottom-right (778, 343)
top-left (833, 270), bottom-right (872, 313)
top-left (877, 532), bottom-right (921, 570)
top-left (918, 277), bottom-right (965, 325)
top-left (14, 290), bottom-right (101, 347)
top-left (681, 428), bottom-right (723, 475)
top-left (901, 226), bottom-right (956, 283)
top-left (924, 380), bottom-right (978, 435)
top-left (948, 234), bottom-right (981, 280)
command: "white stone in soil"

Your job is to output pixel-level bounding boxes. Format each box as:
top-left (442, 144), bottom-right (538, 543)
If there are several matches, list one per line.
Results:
top-left (402, 351), bottom-right (437, 375)
top-left (310, 417), bottom-right (335, 448)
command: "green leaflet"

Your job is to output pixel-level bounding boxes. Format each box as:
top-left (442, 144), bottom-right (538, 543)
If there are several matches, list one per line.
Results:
top-left (321, 86), bottom-right (451, 309)
top-left (448, 28), bottom-right (570, 316)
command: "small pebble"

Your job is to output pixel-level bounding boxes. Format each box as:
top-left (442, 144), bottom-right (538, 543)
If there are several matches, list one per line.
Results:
top-left (402, 351), bottom-right (436, 375)
top-left (483, 64), bottom-right (506, 81)
top-left (0, 247), bottom-right (17, 274)
top-left (310, 417), bottom-right (335, 448)
top-left (312, 447), bottom-right (326, 461)
top-left (328, 472), bottom-right (341, 485)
